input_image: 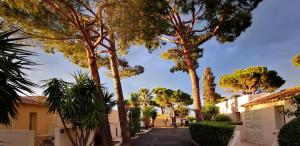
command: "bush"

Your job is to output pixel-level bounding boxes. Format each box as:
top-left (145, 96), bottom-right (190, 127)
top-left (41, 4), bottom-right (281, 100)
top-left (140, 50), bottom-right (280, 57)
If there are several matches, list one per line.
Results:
top-left (278, 118), bottom-right (300, 146)
top-left (187, 116), bottom-right (197, 123)
top-left (215, 114), bottom-right (232, 122)
top-left (189, 121), bottom-right (235, 146)
top-left (203, 102), bottom-right (219, 121)
top-left (129, 107), bottom-right (141, 136)
top-left (283, 94), bottom-right (300, 117)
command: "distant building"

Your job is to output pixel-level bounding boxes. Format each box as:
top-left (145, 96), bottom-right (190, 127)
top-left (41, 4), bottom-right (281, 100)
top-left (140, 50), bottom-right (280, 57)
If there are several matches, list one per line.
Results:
top-left (216, 86), bottom-right (300, 146)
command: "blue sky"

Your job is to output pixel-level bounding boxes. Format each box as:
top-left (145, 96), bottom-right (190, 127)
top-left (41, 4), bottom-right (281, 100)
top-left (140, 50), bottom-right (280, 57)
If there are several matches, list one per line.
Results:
top-left (27, 0), bottom-right (300, 102)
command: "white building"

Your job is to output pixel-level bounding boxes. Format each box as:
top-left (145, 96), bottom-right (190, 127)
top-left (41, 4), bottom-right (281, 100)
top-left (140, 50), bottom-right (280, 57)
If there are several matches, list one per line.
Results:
top-left (216, 86), bottom-right (300, 146)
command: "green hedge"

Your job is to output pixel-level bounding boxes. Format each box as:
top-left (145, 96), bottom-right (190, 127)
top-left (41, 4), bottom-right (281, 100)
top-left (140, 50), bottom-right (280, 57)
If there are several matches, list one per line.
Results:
top-left (278, 118), bottom-right (300, 146)
top-left (189, 121), bottom-right (235, 146)
top-left (214, 114), bottom-right (232, 122)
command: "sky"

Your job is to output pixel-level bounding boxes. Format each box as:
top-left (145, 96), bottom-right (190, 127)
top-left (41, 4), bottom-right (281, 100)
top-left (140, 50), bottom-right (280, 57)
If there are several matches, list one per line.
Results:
top-left (27, 0), bottom-right (300, 104)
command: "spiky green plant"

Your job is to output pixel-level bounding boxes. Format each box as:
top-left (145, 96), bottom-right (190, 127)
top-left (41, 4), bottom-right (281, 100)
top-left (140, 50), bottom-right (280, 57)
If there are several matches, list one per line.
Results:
top-left (42, 72), bottom-right (115, 146)
top-left (0, 24), bottom-right (37, 125)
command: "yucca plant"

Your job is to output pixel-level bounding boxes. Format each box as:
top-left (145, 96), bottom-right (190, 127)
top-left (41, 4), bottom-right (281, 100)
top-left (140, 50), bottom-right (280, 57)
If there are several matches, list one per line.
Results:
top-left (0, 23), bottom-right (37, 125)
top-left (42, 72), bottom-right (115, 146)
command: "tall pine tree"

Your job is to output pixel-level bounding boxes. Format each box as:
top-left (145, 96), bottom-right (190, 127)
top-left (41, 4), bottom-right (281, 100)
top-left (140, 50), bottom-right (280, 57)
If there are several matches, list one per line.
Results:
top-left (157, 0), bottom-right (262, 121)
top-left (203, 67), bottom-right (221, 103)
top-left (0, 1), bottom-right (166, 145)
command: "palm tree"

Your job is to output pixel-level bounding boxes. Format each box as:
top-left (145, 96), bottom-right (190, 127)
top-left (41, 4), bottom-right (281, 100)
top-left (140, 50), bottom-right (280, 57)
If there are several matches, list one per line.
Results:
top-left (128, 92), bottom-right (140, 108)
top-left (138, 88), bottom-right (152, 108)
top-left (42, 72), bottom-right (115, 146)
top-left (150, 109), bottom-right (157, 127)
top-left (0, 24), bottom-right (37, 125)
top-left (142, 106), bottom-right (155, 129)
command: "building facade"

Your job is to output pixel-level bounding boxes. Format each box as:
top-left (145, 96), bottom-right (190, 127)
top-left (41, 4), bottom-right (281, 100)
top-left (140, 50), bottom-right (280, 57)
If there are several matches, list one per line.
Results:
top-left (216, 86), bottom-right (300, 146)
top-left (0, 96), bottom-right (122, 146)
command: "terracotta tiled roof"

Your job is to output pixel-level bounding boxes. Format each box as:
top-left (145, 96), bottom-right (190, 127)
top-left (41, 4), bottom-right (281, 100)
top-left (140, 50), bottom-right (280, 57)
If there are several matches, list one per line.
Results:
top-left (242, 86), bottom-right (300, 107)
top-left (20, 96), bottom-right (47, 106)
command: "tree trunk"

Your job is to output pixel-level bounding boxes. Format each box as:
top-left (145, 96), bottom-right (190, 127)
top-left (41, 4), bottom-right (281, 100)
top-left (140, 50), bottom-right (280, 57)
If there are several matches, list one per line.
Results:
top-left (152, 119), bottom-right (155, 127)
top-left (108, 35), bottom-right (131, 146)
top-left (180, 117), bottom-right (183, 127)
top-left (85, 46), bottom-right (113, 146)
top-left (183, 47), bottom-right (204, 121)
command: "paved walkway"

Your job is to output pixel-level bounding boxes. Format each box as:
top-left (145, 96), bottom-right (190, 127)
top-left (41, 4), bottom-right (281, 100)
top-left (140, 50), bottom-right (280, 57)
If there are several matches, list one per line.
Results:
top-left (132, 128), bottom-right (194, 146)
top-left (240, 141), bottom-right (261, 146)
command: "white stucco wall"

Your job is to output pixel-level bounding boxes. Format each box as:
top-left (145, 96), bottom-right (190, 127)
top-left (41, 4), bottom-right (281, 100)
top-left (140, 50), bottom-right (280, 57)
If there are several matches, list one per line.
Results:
top-left (244, 100), bottom-right (296, 146)
top-left (216, 93), bottom-right (297, 146)
top-left (0, 130), bottom-right (34, 146)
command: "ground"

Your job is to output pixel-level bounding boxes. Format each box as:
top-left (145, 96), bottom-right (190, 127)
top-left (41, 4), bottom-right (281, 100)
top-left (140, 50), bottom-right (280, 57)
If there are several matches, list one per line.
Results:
top-left (132, 128), bottom-right (194, 146)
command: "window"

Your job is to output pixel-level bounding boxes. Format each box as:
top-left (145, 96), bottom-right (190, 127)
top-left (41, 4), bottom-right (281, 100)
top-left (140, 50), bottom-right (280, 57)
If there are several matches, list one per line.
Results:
top-left (274, 106), bottom-right (285, 130)
top-left (29, 112), bottom-right (37, 131)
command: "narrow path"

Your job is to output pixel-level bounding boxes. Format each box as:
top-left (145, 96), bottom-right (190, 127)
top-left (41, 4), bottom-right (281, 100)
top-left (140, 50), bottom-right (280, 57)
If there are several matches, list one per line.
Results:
top-left (132, 128), bottom-right (194, 146)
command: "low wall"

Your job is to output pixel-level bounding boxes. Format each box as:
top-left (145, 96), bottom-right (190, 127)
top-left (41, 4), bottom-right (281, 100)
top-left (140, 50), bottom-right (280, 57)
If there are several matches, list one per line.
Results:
top-left (0, 130), bottom-right (34, 146)
top-left (228, 131), bottom-right (241, 146)
top-left (236, 125), bottom-right (246, 141)
top-left (55, 128), bottom-right (94, 146)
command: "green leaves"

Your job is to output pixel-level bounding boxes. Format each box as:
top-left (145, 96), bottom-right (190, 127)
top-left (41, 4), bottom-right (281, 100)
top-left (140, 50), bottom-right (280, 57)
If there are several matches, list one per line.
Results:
top-left (129, 107), bottom-right (141, 136)
top-left (203, 67), bottom-right (222, 102)
top-left (219, 66), bottom-right (285, 94)
top-left (142, 106), bottom-right (156, 128)
top-left (160, 47), bottom-right (203, 73)
top-left (108, 0), bottom-right (169, 51)
top-left (0, 25), bottom-right (37, 125)
top-left (152, 87), bottom-right (193, 109)
top-left (158, 0), bottom-right (262, 74)
top-left (0, 0), bottom-right (148, 80)
top-left (278, 118), bottom-right (300, 146)
top-left (105, 58), bottom-right (144, 79)
top-left (42, 72), bottom-right (115, 132)
top-left (292, 54), bottom-right (300, 69)
top-left (152, 87), bottom-right (173, 108)
top-left (41, 78), bottom-right (68, 114)
top-left (189, 121), bottom-right (235, 146)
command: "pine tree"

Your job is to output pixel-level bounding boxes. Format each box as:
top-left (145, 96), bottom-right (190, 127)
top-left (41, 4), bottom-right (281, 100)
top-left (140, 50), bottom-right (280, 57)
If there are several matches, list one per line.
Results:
top-left (292, 54), bottom-right (300, 69)
top-left (203, 67), bottom-right (220, 103)
top-left (219, 66), bottom-right (285, 94)
top-left (157, 0), bottom-right (263, 121)
top-left (0, 1), bottom-right (165, 145)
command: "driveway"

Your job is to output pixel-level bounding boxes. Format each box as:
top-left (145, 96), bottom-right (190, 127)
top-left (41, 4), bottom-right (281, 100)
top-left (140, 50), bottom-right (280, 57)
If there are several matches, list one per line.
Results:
top-left (132, 128), bottom-right (195, 146)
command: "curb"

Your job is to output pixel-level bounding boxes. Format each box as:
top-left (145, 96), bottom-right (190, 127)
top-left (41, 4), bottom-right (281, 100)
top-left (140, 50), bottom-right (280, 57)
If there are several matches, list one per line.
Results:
top-left (191, 139), bottom-right (200, 146)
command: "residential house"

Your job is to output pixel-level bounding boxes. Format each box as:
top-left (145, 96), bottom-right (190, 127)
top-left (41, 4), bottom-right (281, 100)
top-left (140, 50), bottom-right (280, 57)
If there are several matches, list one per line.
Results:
top-left (0, 96), bottom-right (122, 146)
top-left (216, 86), bottom-right (300, 146)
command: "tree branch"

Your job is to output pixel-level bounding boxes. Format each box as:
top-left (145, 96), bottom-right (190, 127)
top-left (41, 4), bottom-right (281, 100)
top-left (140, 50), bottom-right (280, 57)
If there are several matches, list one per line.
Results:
top-left (95, 50), bottom-right (109, 54)
top-left (76, 0), bottom-right (96, 16)
top-left (59, 0), bottom-right (94, 49)
top-left (158, 36), bottom-right (179, 44)
top-left (19, 29), bottom-right (82, 40)
top-left (192, 15), bottom-right (224, 47)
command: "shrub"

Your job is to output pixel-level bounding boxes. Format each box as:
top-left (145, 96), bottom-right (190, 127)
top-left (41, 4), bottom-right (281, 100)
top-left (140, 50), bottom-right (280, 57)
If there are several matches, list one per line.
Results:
top-left (129, 107), bottom-right (141, 136)
top-left (187, 116), bottom-right (197, 123)
top-left (215, 114), bottom-right (232, 122)
top-left (278, 118), bottom-right (300, 146)
top-left (283, 94), bottom-right (300, 117)
top-left (203, 102), bottom-right (219, 121)
top-left (189, 121), bottom-right (235, 146)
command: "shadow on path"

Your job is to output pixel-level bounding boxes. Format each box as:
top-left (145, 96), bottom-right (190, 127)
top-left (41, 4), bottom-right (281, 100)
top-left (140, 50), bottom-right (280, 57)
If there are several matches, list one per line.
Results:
top-left (132, 128), bottom-right (194, 146)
